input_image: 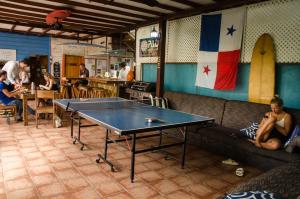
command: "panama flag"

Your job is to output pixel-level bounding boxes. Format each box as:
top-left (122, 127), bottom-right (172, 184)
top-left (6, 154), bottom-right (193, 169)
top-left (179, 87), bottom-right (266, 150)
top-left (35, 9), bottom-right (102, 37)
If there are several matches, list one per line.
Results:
top-left (195, 8), bottom-right (245, 90)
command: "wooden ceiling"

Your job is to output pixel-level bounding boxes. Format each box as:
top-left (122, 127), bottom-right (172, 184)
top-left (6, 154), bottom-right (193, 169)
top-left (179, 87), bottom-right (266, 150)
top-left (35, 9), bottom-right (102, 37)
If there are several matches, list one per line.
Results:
top-left (0, 0), bottom-right (268, 40)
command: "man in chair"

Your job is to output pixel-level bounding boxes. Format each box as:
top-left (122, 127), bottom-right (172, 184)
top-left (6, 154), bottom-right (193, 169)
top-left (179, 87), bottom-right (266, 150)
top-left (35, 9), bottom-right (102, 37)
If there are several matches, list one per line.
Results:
top-left (0, 70), bottom-right (35, 121)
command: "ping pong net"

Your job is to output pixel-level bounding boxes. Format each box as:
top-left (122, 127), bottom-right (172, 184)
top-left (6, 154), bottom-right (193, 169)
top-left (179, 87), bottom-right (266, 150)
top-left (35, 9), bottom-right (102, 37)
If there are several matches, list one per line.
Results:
top-left (66, 99), bottom-right (150, 112)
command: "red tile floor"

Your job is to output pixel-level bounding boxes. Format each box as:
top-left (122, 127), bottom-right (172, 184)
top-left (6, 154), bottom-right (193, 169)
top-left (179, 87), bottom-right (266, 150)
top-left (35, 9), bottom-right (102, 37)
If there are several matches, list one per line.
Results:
top-left (0, 118), bottom-right (262, 199)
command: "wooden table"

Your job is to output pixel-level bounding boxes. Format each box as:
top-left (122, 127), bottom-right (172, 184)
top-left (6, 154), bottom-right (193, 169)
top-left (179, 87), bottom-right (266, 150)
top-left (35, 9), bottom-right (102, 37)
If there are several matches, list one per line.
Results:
top-left (20, 92), bottom-right (35, 126)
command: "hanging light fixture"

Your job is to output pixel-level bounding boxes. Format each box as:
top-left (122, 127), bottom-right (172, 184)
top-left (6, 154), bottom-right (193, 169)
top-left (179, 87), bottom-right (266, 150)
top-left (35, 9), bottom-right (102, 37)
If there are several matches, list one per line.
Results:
top-left (150, 26), bottom-right (159, 38)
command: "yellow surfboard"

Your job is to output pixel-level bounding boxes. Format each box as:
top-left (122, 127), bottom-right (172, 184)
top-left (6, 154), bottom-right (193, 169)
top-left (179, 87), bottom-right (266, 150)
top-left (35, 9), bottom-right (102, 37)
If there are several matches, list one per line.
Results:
top-left (248, 33), bottom-right (275, 104)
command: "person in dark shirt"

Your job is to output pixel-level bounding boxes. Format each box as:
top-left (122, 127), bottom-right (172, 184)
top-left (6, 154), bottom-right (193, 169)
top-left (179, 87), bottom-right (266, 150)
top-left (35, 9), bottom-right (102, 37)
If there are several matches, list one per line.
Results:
top-left (0, 70), bottom-right (35, 121)
top-left (77, 63), bottom-right (89, 86)
top-left (80, 63), bottom-right (89, 78)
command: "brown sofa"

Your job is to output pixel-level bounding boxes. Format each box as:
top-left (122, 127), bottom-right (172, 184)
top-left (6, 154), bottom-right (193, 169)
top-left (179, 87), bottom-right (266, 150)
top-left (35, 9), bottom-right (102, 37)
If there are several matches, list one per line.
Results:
top-left (163, 91), bottom-right (300, 171)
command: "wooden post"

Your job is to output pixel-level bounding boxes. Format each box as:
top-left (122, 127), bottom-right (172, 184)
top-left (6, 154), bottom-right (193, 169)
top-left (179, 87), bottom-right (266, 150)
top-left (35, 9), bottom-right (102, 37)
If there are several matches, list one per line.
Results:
top-left (156, 19), bottom-right (167, 97)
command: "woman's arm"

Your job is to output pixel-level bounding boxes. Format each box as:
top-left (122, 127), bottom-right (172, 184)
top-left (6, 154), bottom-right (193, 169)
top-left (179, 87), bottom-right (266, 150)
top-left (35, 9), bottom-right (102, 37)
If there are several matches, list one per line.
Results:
top-left (42, 80), bottom-right (53, 90)
top-left (275, 113), bottom-right (292, 136)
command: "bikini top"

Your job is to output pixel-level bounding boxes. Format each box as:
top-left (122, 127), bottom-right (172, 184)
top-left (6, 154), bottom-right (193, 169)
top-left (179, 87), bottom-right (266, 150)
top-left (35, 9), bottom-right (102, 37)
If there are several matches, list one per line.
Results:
top-left (275, 113), bottom-right (286, 128)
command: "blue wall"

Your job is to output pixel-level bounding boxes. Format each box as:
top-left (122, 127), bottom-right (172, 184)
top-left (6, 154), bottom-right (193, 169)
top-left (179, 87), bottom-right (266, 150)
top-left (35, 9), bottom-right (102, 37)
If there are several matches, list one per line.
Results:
top-left (0, 32), bottom-right (50, 70)
top-left (142, 63), bottom-right (300, 109)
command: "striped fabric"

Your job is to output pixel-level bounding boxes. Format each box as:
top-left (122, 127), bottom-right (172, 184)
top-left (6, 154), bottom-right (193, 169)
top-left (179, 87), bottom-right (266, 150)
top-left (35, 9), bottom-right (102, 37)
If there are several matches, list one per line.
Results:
top-left (240, 122), bottom-right (259, 140)
top-left (224, 190), bottom-right (282, 199)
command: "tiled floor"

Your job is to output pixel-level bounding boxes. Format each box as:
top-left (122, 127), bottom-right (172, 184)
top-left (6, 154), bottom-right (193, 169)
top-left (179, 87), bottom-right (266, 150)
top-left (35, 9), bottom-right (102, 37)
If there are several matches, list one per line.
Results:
top-left (0, 118), bottom-right (262, 199)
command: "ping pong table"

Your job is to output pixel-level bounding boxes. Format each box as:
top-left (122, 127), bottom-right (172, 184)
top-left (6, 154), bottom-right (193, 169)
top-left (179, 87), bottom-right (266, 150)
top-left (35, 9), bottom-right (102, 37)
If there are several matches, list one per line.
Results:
top-left (54, 97), bottom-right (214, 182)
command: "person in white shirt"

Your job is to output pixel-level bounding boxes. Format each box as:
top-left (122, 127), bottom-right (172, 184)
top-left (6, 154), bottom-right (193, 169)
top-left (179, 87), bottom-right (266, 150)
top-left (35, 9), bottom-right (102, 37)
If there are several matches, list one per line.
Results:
top-left (118, 62), bottom-right (130, 80)
top-left (2, 60), bottom-right (29, 87)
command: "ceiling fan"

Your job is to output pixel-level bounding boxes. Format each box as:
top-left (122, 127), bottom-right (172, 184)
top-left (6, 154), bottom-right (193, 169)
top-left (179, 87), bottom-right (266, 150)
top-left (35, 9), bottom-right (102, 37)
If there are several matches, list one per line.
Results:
top-left (45, 10), bottom-right (71, 30)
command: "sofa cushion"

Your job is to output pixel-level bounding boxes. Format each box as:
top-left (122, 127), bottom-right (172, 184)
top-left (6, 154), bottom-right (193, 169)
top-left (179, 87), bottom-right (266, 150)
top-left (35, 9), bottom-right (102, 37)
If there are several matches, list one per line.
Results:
top-left (222, 101), bottom-right (270, 130)
top-left (224, 191), bottom-right (283, 199)
top-left (229, 160), bottom-right (300, 199)
top-left (164, 91), bottom-right (226, 125)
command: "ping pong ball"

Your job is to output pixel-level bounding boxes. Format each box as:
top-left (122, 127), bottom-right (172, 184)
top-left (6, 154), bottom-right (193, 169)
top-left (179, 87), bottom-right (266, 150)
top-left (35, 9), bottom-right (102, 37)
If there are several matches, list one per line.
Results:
top-left (147, 118), bottom-right (152, 123)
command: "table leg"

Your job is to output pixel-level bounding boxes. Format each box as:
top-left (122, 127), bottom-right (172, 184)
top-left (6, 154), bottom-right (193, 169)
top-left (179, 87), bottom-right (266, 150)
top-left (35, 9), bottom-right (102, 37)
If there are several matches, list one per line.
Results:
top-left (23, 95), bottom-right (28, 126)
top-left (181, 127), bottom-right (187, 169)
top-left (130, 133), bottom-right (136, 183)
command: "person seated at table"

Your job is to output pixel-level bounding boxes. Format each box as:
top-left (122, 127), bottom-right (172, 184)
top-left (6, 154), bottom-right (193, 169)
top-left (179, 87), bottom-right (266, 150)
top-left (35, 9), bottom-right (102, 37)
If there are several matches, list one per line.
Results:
top-left (77, 63), bottom-right (89, 86)
top-left (0, 70), bottom-right (35, 121)
top-left (39, 72), bottom-right (59, 91)
top-left (249, 95), bottom-right (292, 150)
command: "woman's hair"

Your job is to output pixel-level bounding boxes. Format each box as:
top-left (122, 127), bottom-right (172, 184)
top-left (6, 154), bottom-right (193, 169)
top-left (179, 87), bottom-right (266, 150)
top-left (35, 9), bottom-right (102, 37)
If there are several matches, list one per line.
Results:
top-left (43, 72), bottom-right (54, 80)
top-left (270, 95), bottom-right (283, 107)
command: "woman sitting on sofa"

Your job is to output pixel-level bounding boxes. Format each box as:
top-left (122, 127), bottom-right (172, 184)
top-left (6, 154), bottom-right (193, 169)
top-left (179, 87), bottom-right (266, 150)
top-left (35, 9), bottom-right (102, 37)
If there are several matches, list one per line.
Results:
top-left (250, 96), bottom-right (292, 150)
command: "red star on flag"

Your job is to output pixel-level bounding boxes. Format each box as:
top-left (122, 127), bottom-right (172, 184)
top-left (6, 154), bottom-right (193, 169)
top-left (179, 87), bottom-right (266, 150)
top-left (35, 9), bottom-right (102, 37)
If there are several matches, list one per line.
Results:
top-left (203, 65), bottom-right (211, 75)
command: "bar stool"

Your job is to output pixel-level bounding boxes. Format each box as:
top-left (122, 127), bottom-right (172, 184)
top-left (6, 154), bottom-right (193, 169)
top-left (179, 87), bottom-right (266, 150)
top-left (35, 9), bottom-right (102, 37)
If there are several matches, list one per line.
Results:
top-left (91, 88), bottom-right (105, 98)
top-left (60, 84), bottom-right (70, 99)
top-left (78, 86), bottom-right (92, 98)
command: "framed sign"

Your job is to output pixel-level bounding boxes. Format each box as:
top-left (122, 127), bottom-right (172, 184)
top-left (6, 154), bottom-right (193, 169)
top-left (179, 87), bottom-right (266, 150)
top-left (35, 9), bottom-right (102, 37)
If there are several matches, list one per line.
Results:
top-left (0, 49), bottom-right (16, 61)
top-left (139, 38), bottom-right (159, 57)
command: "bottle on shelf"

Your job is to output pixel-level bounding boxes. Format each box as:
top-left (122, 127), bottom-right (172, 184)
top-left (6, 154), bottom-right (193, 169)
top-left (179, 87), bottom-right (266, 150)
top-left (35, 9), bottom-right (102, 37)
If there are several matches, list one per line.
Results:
top-left (31, 82), bottom-right (35, 94)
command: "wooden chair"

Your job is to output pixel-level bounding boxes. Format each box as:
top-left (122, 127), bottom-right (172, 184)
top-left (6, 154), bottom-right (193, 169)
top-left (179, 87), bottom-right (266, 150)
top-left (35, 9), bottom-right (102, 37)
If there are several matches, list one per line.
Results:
top-left (0, 104), bottom-right (17, 124)
top-left (35, 90), bottom-right (56, 128)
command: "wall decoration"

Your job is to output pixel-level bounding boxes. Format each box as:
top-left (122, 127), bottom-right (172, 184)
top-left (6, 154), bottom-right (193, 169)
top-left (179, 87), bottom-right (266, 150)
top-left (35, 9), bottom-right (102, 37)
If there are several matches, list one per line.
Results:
top-left (0, 49), bottom-right (16, 61)
top-left (139, 38), bottom-right (159, 57)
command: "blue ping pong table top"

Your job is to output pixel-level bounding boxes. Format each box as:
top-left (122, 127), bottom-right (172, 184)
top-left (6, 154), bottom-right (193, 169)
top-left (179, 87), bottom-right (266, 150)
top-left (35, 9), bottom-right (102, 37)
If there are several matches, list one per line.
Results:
top-left (54, 98), bottom-right (214, 135)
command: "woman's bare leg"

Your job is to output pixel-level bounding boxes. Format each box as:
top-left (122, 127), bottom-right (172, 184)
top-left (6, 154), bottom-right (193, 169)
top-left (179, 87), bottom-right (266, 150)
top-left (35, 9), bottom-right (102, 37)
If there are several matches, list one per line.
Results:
top-left (253, 117), bottom-right (276, 147)
top-left (260, 138), bottom-right (281, 150)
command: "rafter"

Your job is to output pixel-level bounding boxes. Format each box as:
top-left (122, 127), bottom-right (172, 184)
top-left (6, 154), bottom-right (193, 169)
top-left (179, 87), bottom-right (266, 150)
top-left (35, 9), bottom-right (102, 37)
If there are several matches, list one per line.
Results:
top-left (0, 7), bottom-right (122, 29)
top-left (27, 27), bottom-right (34, 33)
top-left (10, 24), bottom-right (17, 31)
top-left (45, 0), bottom-right (155, 20)
top-left (55, 31), bottom-right (64, 36)
top-left (0, 27), bottom-right (88, 40)
top-left (0, 1), bottom-right (129, 27)
top-left (41, 28), bottom-right (51, 35)
top-left (171, 0), bottom-right (203, 8)
top-left (0, 18), bottom-right (105, 35)
top-left (0, 11), bottom-right (113, 33)
top-left (91, 0), bottom-right (163, 16)
top-left (3, 0), bottom-right (139, 24)
top-left (128, 0), bottom-right (182, 12)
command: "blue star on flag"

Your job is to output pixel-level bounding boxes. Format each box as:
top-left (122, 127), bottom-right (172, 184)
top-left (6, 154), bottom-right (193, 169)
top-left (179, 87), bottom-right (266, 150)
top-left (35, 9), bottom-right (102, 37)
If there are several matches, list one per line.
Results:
top-left (227, 25), bottom-right (236, 36)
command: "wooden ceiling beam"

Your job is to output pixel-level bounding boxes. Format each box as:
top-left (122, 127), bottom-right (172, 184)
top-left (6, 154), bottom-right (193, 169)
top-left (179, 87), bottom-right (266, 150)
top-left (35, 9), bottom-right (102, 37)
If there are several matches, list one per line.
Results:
top-left (167, 0), bottom-right (269, 21)
top-left (0, 11), bottom-right (112, 33)
top-left (0, 6), bottom-right (121, 29)
top-left (10, 24), bottom-right (17, 31)
top-left (27, 27), bottom-right (34, 33)
top-left (55, 31), bottom-right (64, 36)
top-left (171, 0), bottom-right (203, 8)
top-left (41, 28), bottom-right (51, 35)
top-left (128, 0), bottom-right (182, 12)
top-left (45, 0), bottom-right (155, 20)
top-left (2, 0), bottom-right (139, 24)
top-left (0, 27), bottom-right (88, 40)
top-left (90, 0), bottom-right (163, 16)
top-left (0, 18), bottom-right (106, 35)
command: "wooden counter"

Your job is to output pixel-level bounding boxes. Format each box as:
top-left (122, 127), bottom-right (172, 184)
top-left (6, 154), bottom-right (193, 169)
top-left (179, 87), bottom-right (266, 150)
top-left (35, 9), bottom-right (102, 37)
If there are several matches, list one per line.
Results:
top-left (88, 77), bottom-right (127, 97)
